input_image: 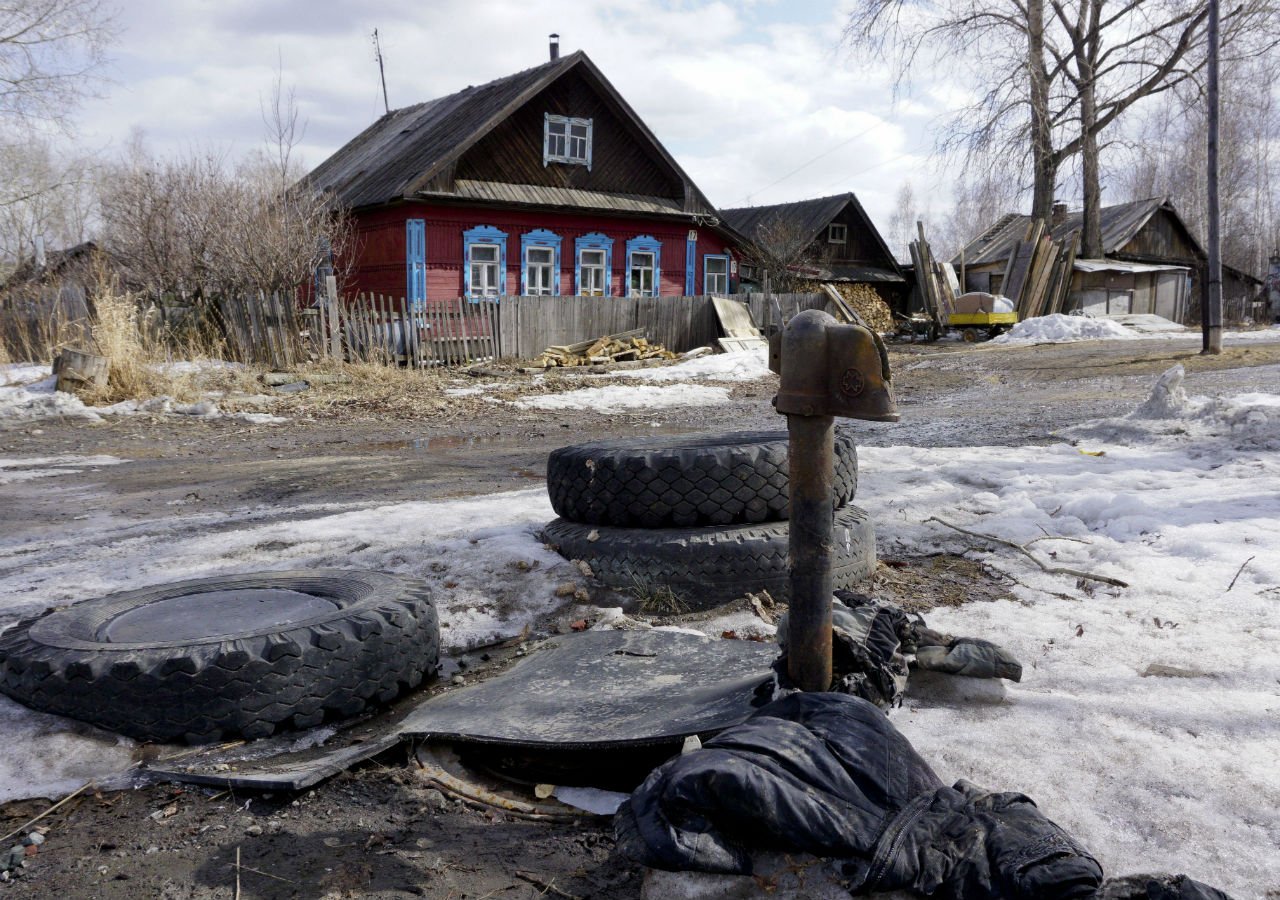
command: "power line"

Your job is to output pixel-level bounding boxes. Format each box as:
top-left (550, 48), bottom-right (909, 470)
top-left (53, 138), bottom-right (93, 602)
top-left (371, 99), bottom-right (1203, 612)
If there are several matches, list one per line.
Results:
top-left (741, 123), bottom-right (881, 205)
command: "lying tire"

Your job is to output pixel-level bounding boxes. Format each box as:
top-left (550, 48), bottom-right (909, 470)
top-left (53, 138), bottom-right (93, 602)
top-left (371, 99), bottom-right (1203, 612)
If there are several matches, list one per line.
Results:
top-left (0, 570), bottom-right (438, 744)
top-left (543, 504), bottom-right (875, 609)
top-left (547, 429), bottom-right (859, 528)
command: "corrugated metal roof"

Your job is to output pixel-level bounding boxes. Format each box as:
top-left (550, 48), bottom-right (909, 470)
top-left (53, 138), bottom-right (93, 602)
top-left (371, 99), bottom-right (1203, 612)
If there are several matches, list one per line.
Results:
top-left (719, 193), bottom-right (901, 276)
top-left (953, 198), bottom-right (1203, 267)
top-left (424, 180), bottom-right (685, 215)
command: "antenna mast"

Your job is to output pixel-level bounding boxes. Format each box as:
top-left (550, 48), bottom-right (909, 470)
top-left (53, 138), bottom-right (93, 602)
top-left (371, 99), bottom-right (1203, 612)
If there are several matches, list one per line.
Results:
top-left (372, 28), bottom-right (389, 115)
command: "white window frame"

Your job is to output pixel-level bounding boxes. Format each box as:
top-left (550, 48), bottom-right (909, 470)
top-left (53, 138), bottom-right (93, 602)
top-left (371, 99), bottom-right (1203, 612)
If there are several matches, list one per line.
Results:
top-left (828, 223), bottom-right (847, 245)
top-left (525, 245), bottom-right (555, 296)
top-left (579, 248), bottom-right (607, 296)
top-left (629, 251), bottom-right (656, 297)
top-left (469, 243), bottom-right (502, 298)
top-left (704, 255), bottom-right (730, 295)
top-left (544, 114), bottom-right (593, 169)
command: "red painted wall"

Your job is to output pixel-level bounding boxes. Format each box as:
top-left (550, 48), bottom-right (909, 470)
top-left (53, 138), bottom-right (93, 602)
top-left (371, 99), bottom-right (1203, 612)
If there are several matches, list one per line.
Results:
top-left (346, 202), bottom-right (737, 301)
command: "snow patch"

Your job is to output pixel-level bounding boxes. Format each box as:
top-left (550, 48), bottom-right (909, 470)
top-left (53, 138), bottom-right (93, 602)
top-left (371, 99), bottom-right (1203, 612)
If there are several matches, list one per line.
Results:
top-left (992, 313), bottom-right (1135, 344)
top-left (617, 348), bottom-right (772, 382)
top-left (514, 384), bottom-right (731, 413)
top-left (0, 455), bottom-right (126, 485)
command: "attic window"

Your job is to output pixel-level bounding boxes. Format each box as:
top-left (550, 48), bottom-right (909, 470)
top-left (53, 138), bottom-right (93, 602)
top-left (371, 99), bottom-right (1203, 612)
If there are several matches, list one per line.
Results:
top-left (828, 223), bottom-right (847, 245)
top-left (544, 114), bottom-right (592, 169)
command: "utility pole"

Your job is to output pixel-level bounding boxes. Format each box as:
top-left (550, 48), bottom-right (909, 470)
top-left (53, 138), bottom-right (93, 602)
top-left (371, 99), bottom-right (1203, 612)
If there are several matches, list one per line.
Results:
top-left (1203, 0), bottom-right (1223, 354)
top-left (373, 28), bottom-right (389, 116)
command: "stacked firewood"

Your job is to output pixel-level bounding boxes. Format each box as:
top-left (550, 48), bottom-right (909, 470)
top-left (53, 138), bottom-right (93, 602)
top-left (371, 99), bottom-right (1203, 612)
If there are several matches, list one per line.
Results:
top-left (533, 329), bottom-right (677, 367)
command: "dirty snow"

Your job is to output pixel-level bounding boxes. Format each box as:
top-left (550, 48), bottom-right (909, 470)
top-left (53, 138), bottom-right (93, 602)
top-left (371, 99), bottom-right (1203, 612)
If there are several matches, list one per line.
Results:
top-left (1, 365), bottom-right (1279, 896)
top-left (0, 366), bottom-right (286, 425)
top-left (0, 455), bottom-right (126, 485)
top-left (617, 347), bottom-right (771, 382)
top-left (513, 383), bottom-right (731, 413)
top-left (992, 313), bottom-right (1137, 344)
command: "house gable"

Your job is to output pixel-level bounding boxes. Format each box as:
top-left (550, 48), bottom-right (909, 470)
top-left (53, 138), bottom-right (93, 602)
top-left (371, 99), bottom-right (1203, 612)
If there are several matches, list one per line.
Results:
top-left (448, 67), bottom-right (686, 203)
top-left (1114, 206), bottom-right (1203, 265)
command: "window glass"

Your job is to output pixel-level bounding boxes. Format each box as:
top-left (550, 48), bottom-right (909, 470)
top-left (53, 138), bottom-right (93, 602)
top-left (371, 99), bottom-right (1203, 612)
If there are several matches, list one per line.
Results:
top-left (545, 115), bottom-right (590, 165)
top-left (470, 243), bottom-right (500, 297)
top-left (527, 246), bottom-right (554, 295)
top-left (828, 223), bottom-right (847, 244)
top-left (705, 256), bottom-right (729, 294)
top-left (580, 249), bottom-right (606, 296)
top-left (629, 251), bottom-right (655, 297)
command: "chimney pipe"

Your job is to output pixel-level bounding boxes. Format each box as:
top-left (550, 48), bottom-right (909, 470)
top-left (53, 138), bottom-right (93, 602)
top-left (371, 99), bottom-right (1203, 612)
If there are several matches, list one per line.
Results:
top-left (1051, 202), bottom-right (1068, 227)
top-left (549, 33), bottom-right (559, 61)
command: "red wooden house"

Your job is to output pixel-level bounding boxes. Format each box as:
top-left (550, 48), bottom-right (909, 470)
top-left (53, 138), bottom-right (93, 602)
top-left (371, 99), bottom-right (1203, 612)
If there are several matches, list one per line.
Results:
top-left (306, 45), bottom-right (740, 305)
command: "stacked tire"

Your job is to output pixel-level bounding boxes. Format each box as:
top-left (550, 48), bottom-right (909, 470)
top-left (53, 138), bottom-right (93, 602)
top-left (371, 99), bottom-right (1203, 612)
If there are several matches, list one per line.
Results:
top-left (543, 430), bottom-right (876, 609)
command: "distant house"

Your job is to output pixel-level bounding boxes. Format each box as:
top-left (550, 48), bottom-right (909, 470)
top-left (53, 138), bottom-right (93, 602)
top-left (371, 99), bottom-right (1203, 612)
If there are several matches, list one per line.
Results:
top-left (720, 193), bottom-right (906, 304)
top-left (0, 241), bottom-right (119, 316)
top-left (306, 46), bottom-right (741, 304)
top-left (954, 197), bottom-right (1262, 322)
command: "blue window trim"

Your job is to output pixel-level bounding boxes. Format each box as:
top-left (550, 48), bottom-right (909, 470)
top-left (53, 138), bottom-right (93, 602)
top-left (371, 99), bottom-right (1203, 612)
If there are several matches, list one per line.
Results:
top-left (520, 229), bottom-right (562, 296)
top-left (406, 219), bottom-right (426, 308)
top-left (703, 253), bottom-right (730, 296)
top-left (574, 232), bottom-right (613, 296)
top-left (684, 231), bottom-right (697, 295)
top-left (625, 235), bottom-right (662, 297)
top-left (462, 225), bottom-right (507, 300)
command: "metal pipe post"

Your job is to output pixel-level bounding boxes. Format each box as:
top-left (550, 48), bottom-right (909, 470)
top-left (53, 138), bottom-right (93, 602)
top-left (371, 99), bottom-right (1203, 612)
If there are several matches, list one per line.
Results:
top-left (786, 412), bottom-right (835, 692)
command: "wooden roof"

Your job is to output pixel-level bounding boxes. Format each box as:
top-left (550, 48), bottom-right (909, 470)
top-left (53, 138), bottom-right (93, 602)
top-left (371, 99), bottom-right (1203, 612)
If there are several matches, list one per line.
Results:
top-left (305, 51), bottom-right (718, 220)
top-left (954, 197), bottom-right (1206, 267)
top-left (720, 193), bottom-right (901, 273)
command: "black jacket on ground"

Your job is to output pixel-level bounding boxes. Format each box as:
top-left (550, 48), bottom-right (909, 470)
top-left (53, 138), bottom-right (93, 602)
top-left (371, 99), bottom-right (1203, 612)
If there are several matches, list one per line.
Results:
top-left (616, 692), bottom-right (1103, 898)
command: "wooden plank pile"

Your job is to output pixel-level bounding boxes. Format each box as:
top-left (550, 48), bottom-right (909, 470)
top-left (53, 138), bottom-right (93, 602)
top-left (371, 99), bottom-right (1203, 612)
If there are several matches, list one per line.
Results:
top-left (907, 223), bottom-right (955, 335)
top-left (532, 328), bottom-right (677, 367)
top-left (997, 220), bottom-right (1076, 319)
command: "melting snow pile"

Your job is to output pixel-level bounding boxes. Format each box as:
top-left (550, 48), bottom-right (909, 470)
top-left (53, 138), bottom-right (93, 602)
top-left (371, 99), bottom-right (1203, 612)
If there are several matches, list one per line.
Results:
top-left (514, 383), bottom-right (731, 413)
top-left (0, 362), bottom-right (284, 425)
top-left (618, 347), bottom-right (771, 382)
top-left (1066, 363), bottom-right (1280, 450)
top-left (992, 313), bottom-right (1135, 344)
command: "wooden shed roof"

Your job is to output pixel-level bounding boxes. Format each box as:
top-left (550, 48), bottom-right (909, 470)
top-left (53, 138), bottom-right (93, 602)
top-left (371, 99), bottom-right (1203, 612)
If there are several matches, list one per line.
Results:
top-left (720, 193), bottom-right (901, 273)
top-left (304, 51), bottom-right (718, 220)
top-left (954, 197), bottom-right (1206, 267)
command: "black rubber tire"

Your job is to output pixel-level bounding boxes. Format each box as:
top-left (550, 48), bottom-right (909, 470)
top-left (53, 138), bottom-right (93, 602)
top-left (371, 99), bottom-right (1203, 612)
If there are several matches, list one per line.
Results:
top-left (0, 570), bottom-right (439, 744)
top-left (543, 504), bottom-right (876, 609)
top-left (546, 429), bottom-right (859, 528)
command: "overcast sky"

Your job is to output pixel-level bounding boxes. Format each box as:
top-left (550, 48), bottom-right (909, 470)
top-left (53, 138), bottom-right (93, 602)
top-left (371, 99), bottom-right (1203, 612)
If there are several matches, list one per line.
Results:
top-left (76, 0), bottom-right (970, 233)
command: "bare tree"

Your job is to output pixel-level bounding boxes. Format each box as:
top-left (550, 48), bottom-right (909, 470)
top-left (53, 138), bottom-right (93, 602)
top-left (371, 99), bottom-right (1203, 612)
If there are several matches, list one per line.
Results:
top-left (0, 0), bottom-right (116, 127)
top-left (887, 180), bottom-right (917, 261)
top-left (845, 0), bottom-right (1279, 255)
top-left (736, 214), bottom-right (827, 293)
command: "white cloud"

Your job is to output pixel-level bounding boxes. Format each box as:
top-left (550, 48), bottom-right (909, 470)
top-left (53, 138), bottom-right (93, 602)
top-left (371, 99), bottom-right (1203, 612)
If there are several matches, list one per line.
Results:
top-left (72, 0), bottom-right (963, 233)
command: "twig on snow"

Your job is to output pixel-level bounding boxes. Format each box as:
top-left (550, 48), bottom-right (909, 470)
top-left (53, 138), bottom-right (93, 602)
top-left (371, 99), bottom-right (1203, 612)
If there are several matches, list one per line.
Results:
top-left (234, 846), bottom-right (241, 900)
top-left (1226, 556), bottom-right (1256, 592)
top-left (927, 517), bottom-right (1129, 589)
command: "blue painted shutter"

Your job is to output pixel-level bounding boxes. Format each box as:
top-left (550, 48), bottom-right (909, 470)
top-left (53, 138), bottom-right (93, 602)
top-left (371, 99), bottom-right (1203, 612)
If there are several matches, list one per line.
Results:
top-left (685, 232), bottom-right (696, 295)
top-left (406, 219), bottom-right (426, 307)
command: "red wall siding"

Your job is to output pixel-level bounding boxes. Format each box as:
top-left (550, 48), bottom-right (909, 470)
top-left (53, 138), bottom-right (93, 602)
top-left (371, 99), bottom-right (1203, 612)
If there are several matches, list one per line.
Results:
top-left (345, 203), bottom-right (737, 301)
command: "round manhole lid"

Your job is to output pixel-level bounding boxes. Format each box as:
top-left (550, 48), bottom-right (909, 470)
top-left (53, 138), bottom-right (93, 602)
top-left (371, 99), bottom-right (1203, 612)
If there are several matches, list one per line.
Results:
top-left (100, 589), bottom-right (340, 643)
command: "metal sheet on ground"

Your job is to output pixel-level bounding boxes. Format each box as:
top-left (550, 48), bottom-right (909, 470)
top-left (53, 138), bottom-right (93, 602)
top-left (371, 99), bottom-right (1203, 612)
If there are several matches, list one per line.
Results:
top-left (399, 630), bottom-right (776, 748)
top-left (147, 734), bottom-right (401, 792)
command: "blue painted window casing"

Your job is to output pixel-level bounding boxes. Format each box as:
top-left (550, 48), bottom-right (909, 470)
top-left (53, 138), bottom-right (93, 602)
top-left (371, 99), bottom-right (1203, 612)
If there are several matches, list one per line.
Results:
top-left (684, 230), bottom-right (697, 295)
top-left (520, 229), bottom-right (562, 296)
top-left (463, 225), bottom-right (508, 300)
top-left (704, 254), bottom-right (730, 296)
top-left (543, 114), bottom-right (593, 170)
top-left (626, 235), bottom-right (662, 298)
top-left (575, 232), bottom-right (613, 296)
top-left (405, 219), bottom-right (426, 307)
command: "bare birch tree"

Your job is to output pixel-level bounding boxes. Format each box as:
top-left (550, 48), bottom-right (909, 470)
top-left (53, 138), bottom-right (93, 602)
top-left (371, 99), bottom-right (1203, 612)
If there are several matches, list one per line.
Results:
top-left (844, 0), bottom-right (1279, 255)
top-left (736, 214), bottom-right (827, 293)
top-left (0, 0), bottom-right (116, 127)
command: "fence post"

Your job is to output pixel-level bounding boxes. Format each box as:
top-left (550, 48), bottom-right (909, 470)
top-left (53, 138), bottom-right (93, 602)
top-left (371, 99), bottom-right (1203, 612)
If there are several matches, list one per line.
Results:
top-left (325, 276), bottom-right (341, 359)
